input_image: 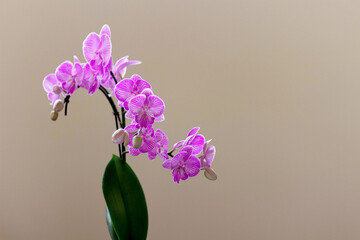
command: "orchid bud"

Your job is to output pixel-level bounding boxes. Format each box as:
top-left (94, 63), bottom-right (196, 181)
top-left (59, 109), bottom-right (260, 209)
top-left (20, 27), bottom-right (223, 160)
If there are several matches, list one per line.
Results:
top-left (112, 129), bottom-right (130, 146)
top-left (204, 167), bottom-right (217, 181)
top-left (53, 99), bottom-right (64, 112)
top-left (124, 133), bottom-right (130, 147)
top-left (133, 135), bottom-right (143, 149)
top-left (50, 110), bottom-right (58, 121)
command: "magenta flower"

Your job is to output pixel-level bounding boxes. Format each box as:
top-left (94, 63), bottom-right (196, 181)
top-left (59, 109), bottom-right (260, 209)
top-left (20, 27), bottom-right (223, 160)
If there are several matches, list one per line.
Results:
top-left (55, 60), bottom-right (83, 95)
top-left (114, 75), bottom-right (151, 110)
top-left (148, 129), bottom-right (169, 161)
top-left (129, 88), bottom-right (165, 127)
top-left (124, 107), bottom-right (165, 123)
top-left (43, 73), bottom-right (64, 104)
top-left (124, 124), bottom-right (168, 161)
top-left (79, 57), bottom-right (113, 95)
top-left (99, 57), bottom-right (114, 92)
top-left (200, 140), bottom-right (216, 168)
top-left (173, 127), bottom-right (205, 155)
top-left (113, 56), bottom-right (141, 80)
top-left (79, 63), bottom-right (96, 94)
top-left (82, 24), bottom-right (112, 70)
top-left (124, 124), bottom-right (155, 157)
top-left (163, 146), bottom-right (201, 183)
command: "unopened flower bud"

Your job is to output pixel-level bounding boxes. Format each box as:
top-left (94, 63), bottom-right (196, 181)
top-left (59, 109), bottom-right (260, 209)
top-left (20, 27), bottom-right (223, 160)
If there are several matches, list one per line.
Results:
top-left (50, 110), bottom-right (58, 121)
top-left (112, 129), bottom-right (130, 146)
top-left (53, 99), bottom-right (64, 112)
top-left (52, 85), bottom-right (62, 95)
top-left (124, 134), bottom-right (130, 146)
top-left (133, 135), bottom-right (143, 149)
top-left (204, 167), bottom-right (217, 181)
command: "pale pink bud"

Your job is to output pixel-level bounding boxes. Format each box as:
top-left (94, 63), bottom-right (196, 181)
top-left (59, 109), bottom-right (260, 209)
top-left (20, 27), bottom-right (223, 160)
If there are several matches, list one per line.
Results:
top-left (204, 167), bottom-right (217, 181)
top-left (124, 133), bottom-right (130, 146)
top-left (133, 135), bottom-right (143, 149)
top-left (53, 99), bottom-right (64, 112)
top-left (50, 110), bottom-right (58, 121)
top-left (112, 129), bottom-right (130, 146)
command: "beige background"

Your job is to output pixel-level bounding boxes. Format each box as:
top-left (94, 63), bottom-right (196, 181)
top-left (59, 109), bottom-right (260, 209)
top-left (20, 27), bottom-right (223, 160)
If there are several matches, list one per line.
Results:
top-left (1, 0), bottom-right (360, 239)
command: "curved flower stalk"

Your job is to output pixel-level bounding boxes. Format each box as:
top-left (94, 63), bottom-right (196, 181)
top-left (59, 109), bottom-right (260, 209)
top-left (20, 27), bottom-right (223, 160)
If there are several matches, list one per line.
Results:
top-left (42, 24), bottom-right (217, 240)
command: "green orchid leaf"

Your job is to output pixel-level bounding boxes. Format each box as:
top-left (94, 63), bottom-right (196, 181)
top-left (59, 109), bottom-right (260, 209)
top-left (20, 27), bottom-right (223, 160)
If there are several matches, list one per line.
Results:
top-left (106, 207), bottom-right (119, 240)
top-left (103, 154), bottom-right (148, 240)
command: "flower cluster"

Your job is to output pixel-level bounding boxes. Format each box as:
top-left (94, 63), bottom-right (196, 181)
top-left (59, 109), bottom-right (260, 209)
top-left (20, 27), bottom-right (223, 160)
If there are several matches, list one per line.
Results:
top-left (43, 25), bottom-right (217, 183)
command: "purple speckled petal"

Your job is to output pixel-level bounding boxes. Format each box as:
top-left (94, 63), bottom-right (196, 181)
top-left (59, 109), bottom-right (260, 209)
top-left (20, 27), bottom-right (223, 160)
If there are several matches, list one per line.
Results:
top-left (154, 114), bottom-right (165, 122)
top-left (113, 56), bottom-right (128, 80)
top-left (48, 92), bottom-right (60, 104)
top-left (188, 134), bottom-right (205, 155)
top-left (160, 152), bottom-right (169, 162)
top-left (99, 34), bottom-right (112, 65)
top-left (147, 95), bottom-right (165, 117)
top-left (187, 127), bottom-right (200, 137)
top-left (114, 79), bottom-right (134, 102)
top-left (73, 56), bottom-right (81, 65)
top-left (162, 159), bottom-right (172, 169)
top-left (147, 151), bottom-right (157, 160)
top-left (129, 94), bottom-right (146, 114)
top-left (180, 146), bottom-right (194, 159)
top-left (180, 169), bottom-right (189, 181)
top-left (83, 32), bottom-right (101, 63)
top-left (88, 77), bottom-right (100, 94)
top-left (130, 74), bottom-right (144, 82)
top-left (43, 74), bottom-right (57, 93)
top-left (125, 111), bottom-right (135, 120)
top-left (74, 63), bottom-right (83, 85)
top-left (172, 152), bottom-right (187, 168)
top-left (135, 79), bottom-right (152, 93)
top-left (129, 147), bottom-right (141, 156)
top-left (156, 129), bottom-right (168, 148)
top-left (139, 139), bottom-right (156, 153)
top-left (135, 111), bottom-right (154, 127)
top-left (172, 170), bottom-right (181, 183)
top-left (56, 61), bottom-right (73, 83)
top-left (184, 155), bottom-right (201, 177)
top-left (124, 124), bottom-right (140, 133)
top-left (115, 56), bottom-right (128, 68)
top-left (62, 81), bottom-right (76, 95)
top-left (100, 24), bottom-right (111, 38)
top-left (173, 140), bottom-right (184, 149)
top-left (203, 145), bottom-right (216, 168)
top-left (118, 60), bottom-right (142, 78)
top-left (80, 64), bottom-right (94, 91)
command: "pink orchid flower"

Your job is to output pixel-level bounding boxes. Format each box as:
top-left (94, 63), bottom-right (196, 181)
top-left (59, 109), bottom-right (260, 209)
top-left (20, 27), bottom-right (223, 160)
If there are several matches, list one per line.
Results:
top-left (163, 146), bottom-right (201, 183)
top-left (114, 74), bottom-right (151, 110)
top-left (124, 124), bottom-right (168, 161)
top-left (55, 59), bottom-right (83, 95)
top-left (148, 129), bottom-right (169, 161)
top-left (43, 73), bottom-right (64, 104)
top-left (129, 88), bottom-right (165, 128)
top-left (82, 24), bottom-right (112, 69)
top-left (125, 124), bottom-right (154, 156)
top-left (113, 56), bottom-right (141, 80)
top-left (173, 127), bottom-right (205, 155)
top-left (200, 140), bottom-right (216, 169)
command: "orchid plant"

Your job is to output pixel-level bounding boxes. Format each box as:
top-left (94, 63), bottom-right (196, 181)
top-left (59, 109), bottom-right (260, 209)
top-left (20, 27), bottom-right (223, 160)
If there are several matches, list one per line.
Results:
top-left (43, 25), bottom-right (217, 240)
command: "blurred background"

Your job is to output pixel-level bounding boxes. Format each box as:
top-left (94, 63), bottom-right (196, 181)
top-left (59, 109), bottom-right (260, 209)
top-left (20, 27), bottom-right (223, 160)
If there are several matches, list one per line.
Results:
top-left (1, 0), bottom-right (360, 239)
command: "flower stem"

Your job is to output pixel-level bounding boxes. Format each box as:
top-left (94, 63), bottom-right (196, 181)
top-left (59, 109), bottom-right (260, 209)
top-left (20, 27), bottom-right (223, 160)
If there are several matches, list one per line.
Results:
top-left (110, 71), bottom-right (118, 84)
top-left (64, 95), bottom-right (71, 116)
top-left (121, 107), bottom-right (126, 162)
top-left (98, 86), bottom-right (123, 159)
top-left (109, 72), bottom-right (127, 162)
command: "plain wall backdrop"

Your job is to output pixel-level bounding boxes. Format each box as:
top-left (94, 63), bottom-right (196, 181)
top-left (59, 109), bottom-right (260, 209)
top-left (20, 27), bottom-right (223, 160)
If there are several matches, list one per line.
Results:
top-left (1, 0), bottom-right (360, 239)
